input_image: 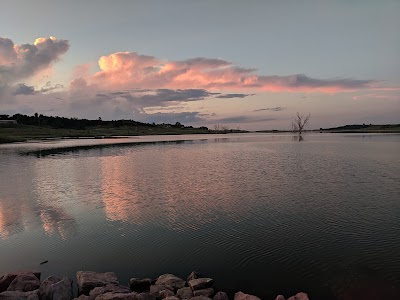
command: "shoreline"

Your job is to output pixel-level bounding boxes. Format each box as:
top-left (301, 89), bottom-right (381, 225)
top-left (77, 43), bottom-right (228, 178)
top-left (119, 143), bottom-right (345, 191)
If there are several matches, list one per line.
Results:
top-left (1, 130), bottom-right (400, 145)
top-left (0, 270), bottom-right (308, 300)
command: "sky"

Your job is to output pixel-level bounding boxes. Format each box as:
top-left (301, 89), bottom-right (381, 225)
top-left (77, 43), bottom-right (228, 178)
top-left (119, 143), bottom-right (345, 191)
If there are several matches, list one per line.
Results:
top-left (0, 0), bottom-right (399, 130)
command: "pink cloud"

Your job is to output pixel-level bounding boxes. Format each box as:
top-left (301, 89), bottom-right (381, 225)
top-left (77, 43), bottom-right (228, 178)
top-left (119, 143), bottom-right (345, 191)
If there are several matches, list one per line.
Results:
top-left (80, 51), bottom-right (380, 93)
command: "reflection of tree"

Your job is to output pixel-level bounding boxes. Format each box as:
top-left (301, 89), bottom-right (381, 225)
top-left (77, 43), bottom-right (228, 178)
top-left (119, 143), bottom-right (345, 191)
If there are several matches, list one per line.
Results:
top-left (292, 135), bottom-right (304, 142)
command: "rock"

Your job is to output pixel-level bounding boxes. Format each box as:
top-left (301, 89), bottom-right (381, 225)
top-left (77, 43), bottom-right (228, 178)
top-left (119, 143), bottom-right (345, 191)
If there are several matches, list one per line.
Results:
top-left (163, 297), bottom-right (179, 300)
top-left (193, 288), bottom-right (214, 298)
top-left (233, 292), bottom-right (261, 300)
top-left (159, 289), bottom-right (175, 299)
top-left (186, 272), bottom-right (202, 284)
top-left (39, 276), bottom-right (73, 300)
top-left (275, 295), bottom-right (285, 300)
top-left (76, 272), bottom-right (119, 295)
top-left (212, 292), bottom-right (228, 300)
top-left (89, 284), bottom-right (130, 300)
top-left (189, 297), bottom-right (212, 300)
top-left (155, 275), bottom-right (185, 290)
top-left (0, 290), bottom-right (39, 300)
top-left (129, 279), bottom-right (153, 293)
top-left (287, 293), bottom-right (308, 300)
top-left (149, 285), bottom-right (174, 299)
top-left (7, 274), bottom-right (40, 292)
top-left (188, 279), bottom-right (213, 291)
top-left (74, 296), bottom-right (90, 300)
top-left (294, 293), bottom-right (308, 300)
top-left (136, 293), bottom-right (155, 300)
top-left (95, 292), bottom-right (138, 300)
top-left (0, 273), bottom-right (41, 293)
top-left (176, 287), bottom-right (193, 299)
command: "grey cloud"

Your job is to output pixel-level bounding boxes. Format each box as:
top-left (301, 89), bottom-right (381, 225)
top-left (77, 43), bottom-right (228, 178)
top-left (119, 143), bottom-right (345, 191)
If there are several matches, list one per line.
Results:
top-left (0, 38), bottom-right (16, 63)
top-left (134, 111), bottom-right (207, 124)
top-left (99, 89), bottom-right (220, 108)
top-left (0, 36), bottom-right (69, 102)
top-left (253, 106), bottom-right (286, 112)
top-left (1, 37), bottom-right (69, 84)
top-left (13, 83), bottom-right (36, 95)
top-left (232, 66), bottom-right (257, 74)
top-left (216, 93), bottom-right (255, 99)
top-left (145, 105), bottom-right (187, 112)
top-left (182, 57), bottom-right (231, 68)
top-left (254, 74), bottom-right (376, 89)
top-left (212, 116), bottom-right (276, 124)
top-left (40, 81), bottom-right (64, 93)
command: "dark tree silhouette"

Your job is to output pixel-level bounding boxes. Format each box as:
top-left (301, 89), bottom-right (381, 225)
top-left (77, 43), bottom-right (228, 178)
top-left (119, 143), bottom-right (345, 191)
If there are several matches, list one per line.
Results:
top-left (291, 112), bottom-right (310, 135)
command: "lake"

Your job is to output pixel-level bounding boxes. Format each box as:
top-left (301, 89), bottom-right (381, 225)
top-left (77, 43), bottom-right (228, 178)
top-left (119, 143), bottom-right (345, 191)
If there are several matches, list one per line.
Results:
top-left (0, 133), bottom-right (399, 299)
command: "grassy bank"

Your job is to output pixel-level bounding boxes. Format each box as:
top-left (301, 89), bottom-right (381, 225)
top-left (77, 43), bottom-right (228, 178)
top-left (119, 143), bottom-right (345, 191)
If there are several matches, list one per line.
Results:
top-left (319, 124), bottom-right (400, 133)
top-left (0, 124), bottom-right (211, 144)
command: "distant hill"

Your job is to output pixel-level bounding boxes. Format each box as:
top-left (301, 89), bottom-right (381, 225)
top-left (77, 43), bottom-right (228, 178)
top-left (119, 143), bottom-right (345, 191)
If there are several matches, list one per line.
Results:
top-left (319, 124), bottom-right (400, 133)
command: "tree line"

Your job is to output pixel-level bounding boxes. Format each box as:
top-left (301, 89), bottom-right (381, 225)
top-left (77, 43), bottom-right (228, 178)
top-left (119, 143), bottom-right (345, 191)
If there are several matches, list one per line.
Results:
top-left (0, 113), bottom-right (208, 131)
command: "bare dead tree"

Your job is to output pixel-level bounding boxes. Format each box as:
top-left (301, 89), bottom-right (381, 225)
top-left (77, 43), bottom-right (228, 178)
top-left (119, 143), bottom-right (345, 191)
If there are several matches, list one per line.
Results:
top-left (291, 112), bottom-right (310, 134)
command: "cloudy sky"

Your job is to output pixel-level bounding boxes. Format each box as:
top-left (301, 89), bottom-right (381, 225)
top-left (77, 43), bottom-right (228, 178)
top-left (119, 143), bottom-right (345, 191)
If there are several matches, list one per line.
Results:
top-left (1, 0), bottom-right (399, 130)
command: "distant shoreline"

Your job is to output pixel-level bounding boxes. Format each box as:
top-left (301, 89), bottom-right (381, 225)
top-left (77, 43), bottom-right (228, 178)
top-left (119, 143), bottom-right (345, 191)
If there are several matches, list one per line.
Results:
top-left (1, 123), bottom-right (399, 144)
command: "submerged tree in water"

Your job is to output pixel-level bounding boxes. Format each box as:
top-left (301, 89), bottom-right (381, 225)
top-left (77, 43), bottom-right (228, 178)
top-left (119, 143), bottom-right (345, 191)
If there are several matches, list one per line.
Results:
top-left (291, 112), bottom-right (310, 135)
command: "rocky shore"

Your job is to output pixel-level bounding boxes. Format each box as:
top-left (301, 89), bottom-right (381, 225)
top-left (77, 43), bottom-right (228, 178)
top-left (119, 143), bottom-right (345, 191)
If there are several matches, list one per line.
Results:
top-left (0, 271), bottom-right (309, 300)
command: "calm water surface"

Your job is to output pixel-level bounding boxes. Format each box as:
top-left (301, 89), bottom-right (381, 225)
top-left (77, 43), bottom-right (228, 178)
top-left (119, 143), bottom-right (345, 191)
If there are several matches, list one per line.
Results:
top-left (0, 133), bottom-right (399, 299)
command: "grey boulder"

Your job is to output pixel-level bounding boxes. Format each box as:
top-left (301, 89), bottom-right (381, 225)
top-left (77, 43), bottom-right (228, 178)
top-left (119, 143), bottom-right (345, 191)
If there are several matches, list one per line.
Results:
top-left (275, 295), bottom-right (285, 300)
top-left (39, 276), bottom-right (73, 300)
top-left (149, 285), bottom-right (174, 299)
top-left (135, 293), bottom-right (155, 300)
top-left (0, 273), bottom-right (40, 293)
top-left (163, 297), bottom-right (179, 300)
top-left (176, 287), bottom-right (193, 299)
top-left (159, 289), bottom-right (174, 299)
top-left (233, 292), bottom-right (261, 300)
top-left (154, 275), bottom-right (185, 290)
top-left (186, 272), bottom-right (201, 284)
top-left (73, 296), bottom-right (90, 300)
top-left (193, 289), bottom-right (214, 298)
top-left (76, 272), bottom-right (119, 295)
top-left (89, 284), bottom-right (130, 300)
top-left (287, 293), bottom-right (308, 300)
top-left (0, 290), bottom-right (39, 300)
top-left (213, 292), bottom-right (228, 300)
top-left (188, 279), bottom-right (213, 291)
top-left (7, 274), bottom-right (40, 292)
top-left (95, 292), bottom-right (138, 300)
